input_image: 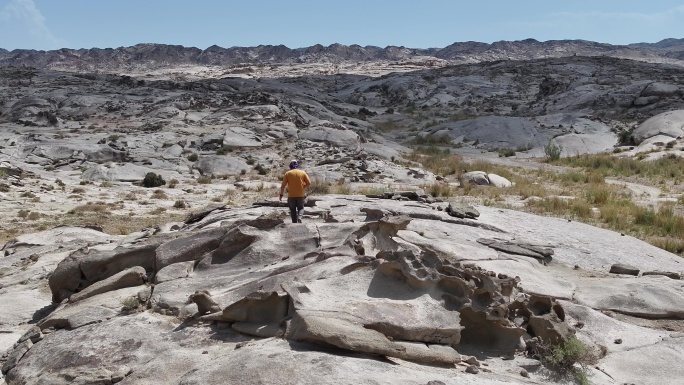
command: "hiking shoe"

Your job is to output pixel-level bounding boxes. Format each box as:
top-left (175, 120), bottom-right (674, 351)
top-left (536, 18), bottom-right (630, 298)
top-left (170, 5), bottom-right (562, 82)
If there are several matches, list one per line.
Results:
top-left (297, 219), bottom-right (302, 223)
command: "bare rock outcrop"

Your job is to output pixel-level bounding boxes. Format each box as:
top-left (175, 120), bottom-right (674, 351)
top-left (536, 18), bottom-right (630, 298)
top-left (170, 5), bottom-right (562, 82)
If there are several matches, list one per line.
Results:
top-left (4, 196), bottom-right (684, 385)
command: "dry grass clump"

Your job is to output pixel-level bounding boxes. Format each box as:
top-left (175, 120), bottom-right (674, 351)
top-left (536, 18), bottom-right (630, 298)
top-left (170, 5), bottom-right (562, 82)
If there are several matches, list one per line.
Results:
top-left (556, 153), bottom-right (684, 182)
top-left (69, 202), bottom-right (112, 214)
top-left (197, 175), bottom-right (212, 184)
top-left (151, 189), bottom-right (168, 199)
top-left (308, 179), bottom-right (331, 194)
top-left (525, 197), bottom-right (593, 220)
top-left (426, 182), bottom-right (452, 197)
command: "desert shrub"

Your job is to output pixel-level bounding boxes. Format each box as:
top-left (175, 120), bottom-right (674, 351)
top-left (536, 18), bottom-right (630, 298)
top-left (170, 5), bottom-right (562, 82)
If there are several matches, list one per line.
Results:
top-left (72, 187), bottom-right (85, 194)
top-left (544, 140), bottom-right (563, 161)
top-left (498, 148), bottom-right (516, 157)
top-left (246, 156), bottom-right (256, 165)
top-left (27, 212), bottom-right (40, 220)
top-left (142, 173), bottom-right (166, 188)
top-left (426, 182), bottom-right (452, 197)
top-left (197, 175), bottom-right (212, 184)
top-left (18, 209), bottom-right (29, 218)
top-left (412, 133), bottom-right (452, 146)
top-left (526, 197), bottom-right (592, 220)
top-left (617, 128), bottom-right (636, 146)
top-left (151, 190), bottom-right (168, 199)
top-left (255, 164), bottom-right (270, 176)
top-left (187, 153), bottom-right (198, 162)
top-left (216, 146), bottom-right (232, 155)
top-left (69, 203), bottom-right (111, 214)
top-left (534, 337), bottom-right (594, 385)
top-left (168, 179), bottom-right (179, 188)
top-left (308, 180), bottom-right (331, 194)
top-left (101, 181), bottom-right (114, 188)
top-left (173, 200), bottom-right (186, 209)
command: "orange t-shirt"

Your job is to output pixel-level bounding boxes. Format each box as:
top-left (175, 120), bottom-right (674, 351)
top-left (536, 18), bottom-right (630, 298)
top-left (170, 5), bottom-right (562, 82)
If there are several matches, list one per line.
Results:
top-left (281, 169), bottom-right (311, 198)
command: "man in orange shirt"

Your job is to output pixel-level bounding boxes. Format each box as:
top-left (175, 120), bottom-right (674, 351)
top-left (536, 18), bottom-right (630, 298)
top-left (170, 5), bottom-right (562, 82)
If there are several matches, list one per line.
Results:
top-left (279, 160), bottom-right (311, 223)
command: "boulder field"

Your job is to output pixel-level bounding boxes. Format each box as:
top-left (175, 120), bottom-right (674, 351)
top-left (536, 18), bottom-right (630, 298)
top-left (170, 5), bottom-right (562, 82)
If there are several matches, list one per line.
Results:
top-left (1, 195), bottom-right (683, 385)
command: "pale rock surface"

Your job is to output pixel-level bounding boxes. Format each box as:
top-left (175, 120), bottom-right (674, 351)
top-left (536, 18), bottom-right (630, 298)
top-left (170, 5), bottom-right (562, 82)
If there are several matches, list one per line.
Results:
top-left (633, 109), bottom-right (684, 144)
top-left (2, 196), bottom-right (684, 385)
top-left (299, 126), bottom-right (360, 148)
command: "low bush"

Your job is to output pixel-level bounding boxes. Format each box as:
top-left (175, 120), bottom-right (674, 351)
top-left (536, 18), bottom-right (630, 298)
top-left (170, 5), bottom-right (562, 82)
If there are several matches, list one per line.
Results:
top-left (308, 180), bottom-right (331, 194)
top-left (544, 140), bottom-right (563, 161)
top-left (533, 337), bottom-right (595, 385)
top-left (151, 190), bottom-right (168, 199)
top-left (142, 173), bottom-right (166, 188)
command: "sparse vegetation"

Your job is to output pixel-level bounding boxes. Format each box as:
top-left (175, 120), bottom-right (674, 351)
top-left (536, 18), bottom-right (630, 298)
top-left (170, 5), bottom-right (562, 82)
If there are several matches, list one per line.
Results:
top-left (544, 140), bottom-right (563, 161)
top-left (255, 164), bottom-right (270, 176)
top-left (187, 153), bottom-right (198, 162)
top-left (408, 148), bottom-right (684, 255)
top-left (308, 179), bottom-right (331, 194)
top-left (533, 337), bottom-right (595, 385)
top-left (173, 200), bottom-right (186, 209)
top-left (426, 182), bottom-right (452, 197)
top-left (151, 189), bottom-right (168, 199)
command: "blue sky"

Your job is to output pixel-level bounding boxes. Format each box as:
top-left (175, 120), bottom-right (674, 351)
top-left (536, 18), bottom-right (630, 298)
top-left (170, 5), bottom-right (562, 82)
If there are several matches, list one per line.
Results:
top-left (1, 0), bottom-right (683, 51)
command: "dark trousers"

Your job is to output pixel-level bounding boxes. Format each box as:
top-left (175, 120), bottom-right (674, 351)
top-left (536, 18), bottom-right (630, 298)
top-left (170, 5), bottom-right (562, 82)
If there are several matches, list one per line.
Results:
top-left (287, 197), bottom-right (305, 223)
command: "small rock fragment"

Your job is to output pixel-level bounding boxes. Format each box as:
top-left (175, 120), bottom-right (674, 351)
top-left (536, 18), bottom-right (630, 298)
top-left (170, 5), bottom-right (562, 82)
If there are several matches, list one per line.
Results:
top-left (609, 263), bottom-right (639, 276)
top-left (465, 365), bottom-right (479, 374)
top-left (520, 368), bottom-right (529, 377)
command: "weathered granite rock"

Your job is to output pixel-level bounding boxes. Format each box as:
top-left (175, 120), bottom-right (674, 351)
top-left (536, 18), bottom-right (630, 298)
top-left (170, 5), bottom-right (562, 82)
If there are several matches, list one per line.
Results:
top-left (641, 271), bottom-right (681, 279)
top-left (69, 266), bottom-right (147, 303)
top-left (446, 203), bottom-right (480, 219)
top-left (462, 171), bottom-right (489, 185)
top-left (609, 263), bottom-right (640, 276)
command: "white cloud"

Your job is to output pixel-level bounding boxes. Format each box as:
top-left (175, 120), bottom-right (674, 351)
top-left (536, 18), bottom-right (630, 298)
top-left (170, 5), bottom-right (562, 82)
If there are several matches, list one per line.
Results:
top-left (0, 0), bottom-right (66, 49)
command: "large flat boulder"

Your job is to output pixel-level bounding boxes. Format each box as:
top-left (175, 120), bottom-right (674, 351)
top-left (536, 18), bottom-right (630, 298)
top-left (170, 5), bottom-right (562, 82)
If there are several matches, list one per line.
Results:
top-left (633, 110), bottom-right (684, 144)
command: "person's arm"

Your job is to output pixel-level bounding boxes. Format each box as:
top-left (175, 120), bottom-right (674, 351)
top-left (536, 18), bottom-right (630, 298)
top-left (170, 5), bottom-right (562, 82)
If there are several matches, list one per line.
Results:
top-left (279, 175), bottom-right (288, 201)
top-left (303, 172), bottom-right (311, 188)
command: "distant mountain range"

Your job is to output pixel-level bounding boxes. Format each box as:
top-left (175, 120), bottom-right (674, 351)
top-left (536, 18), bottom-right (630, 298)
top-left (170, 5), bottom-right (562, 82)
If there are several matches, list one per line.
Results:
top-left (1, 39), bottom-right (683, 71)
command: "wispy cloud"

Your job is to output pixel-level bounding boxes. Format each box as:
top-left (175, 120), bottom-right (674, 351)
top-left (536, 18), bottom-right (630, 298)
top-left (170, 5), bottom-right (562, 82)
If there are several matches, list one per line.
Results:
top-left (0, 0), bottom-right (66, 49)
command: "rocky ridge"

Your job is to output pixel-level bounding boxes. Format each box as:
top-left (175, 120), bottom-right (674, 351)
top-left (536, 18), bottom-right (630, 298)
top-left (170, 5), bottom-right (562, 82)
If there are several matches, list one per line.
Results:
top-left (2, 39), bottom-right (684, 73)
